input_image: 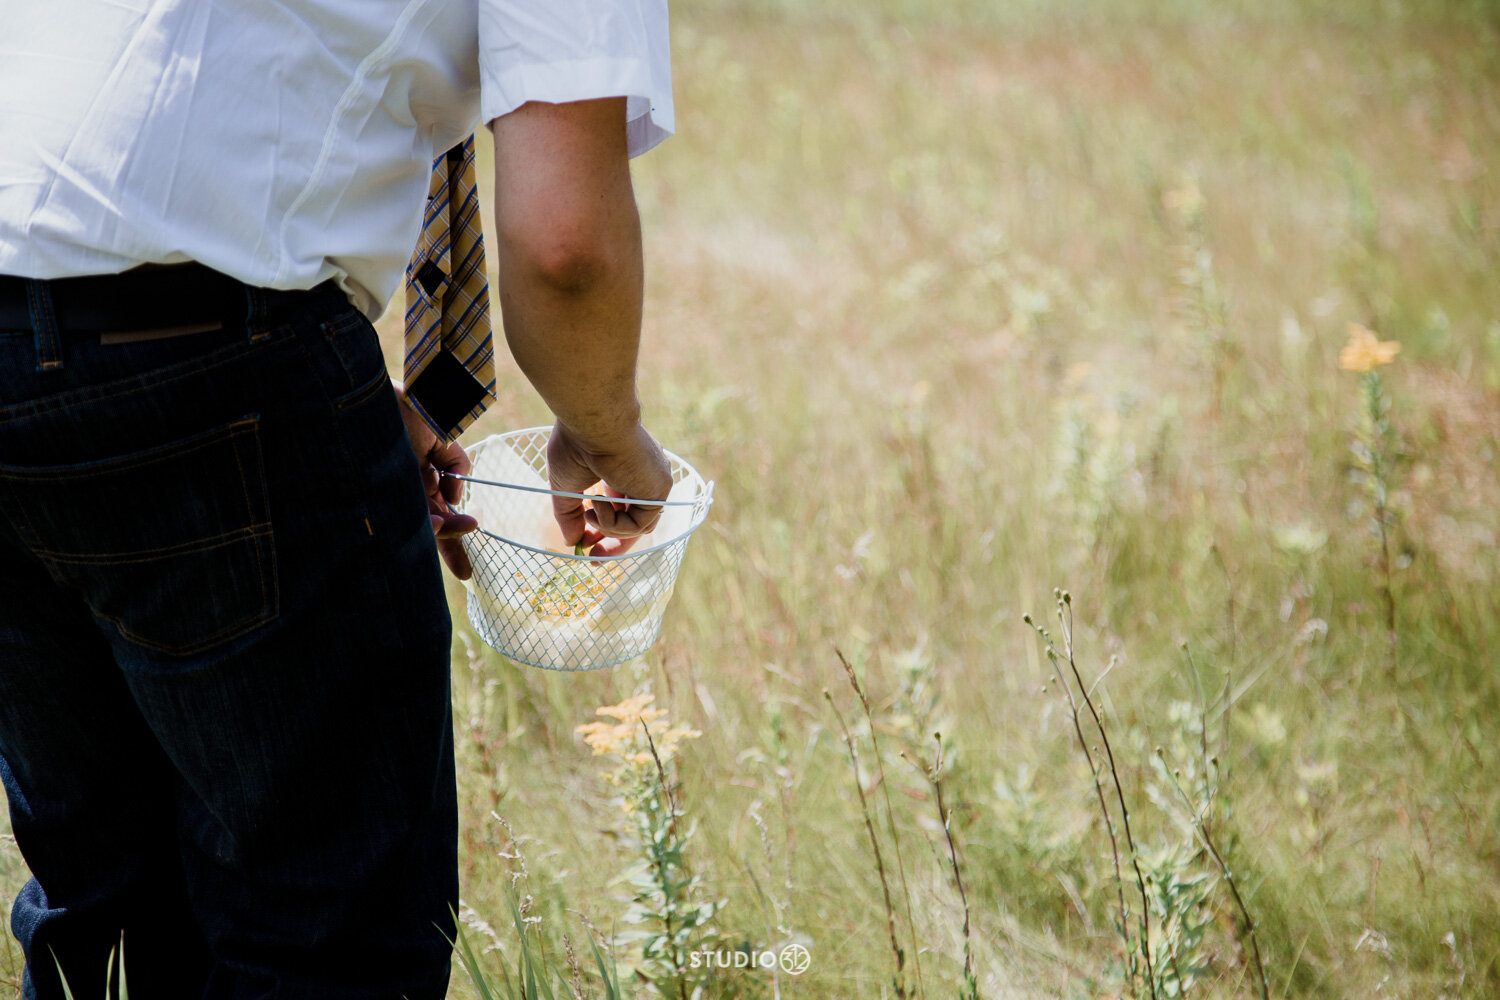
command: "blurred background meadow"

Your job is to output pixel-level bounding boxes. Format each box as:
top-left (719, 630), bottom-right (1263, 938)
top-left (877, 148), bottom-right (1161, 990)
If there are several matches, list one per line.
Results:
top-left (4, 0), bottom-right (1499, 996)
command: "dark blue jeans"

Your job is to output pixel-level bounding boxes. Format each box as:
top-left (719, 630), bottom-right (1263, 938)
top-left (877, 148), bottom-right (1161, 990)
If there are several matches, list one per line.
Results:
top-left (0, 281), bottom-right (457, 998)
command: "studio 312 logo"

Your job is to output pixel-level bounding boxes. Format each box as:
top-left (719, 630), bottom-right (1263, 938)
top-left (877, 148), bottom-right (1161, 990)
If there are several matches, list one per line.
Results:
top-left (689, 943), bottom-right (812, 975)
top-left (778, 943), bottom-right (811, 974)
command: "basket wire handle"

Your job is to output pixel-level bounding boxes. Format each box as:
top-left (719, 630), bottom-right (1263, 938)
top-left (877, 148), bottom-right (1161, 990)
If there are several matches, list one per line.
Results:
top-left (441, 470), bottom-right (705, 507)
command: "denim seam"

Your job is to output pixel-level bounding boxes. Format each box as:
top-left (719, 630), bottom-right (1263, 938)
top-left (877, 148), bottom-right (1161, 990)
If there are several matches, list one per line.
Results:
top-left (245, 285), bottom-right (266, 337)
top-left (320, 316), bottom-right (360, 385)
top-left (39, 288), bottom-right (60, 368)
top-left (286, 334), bottom-right (378, 534)
top-left (0, 478), bottom-right (64, 587)
top-left (0, 418), bottom-right (259, 480)
top-left (335, 368), bottom-right (393, 412)
top-left (321, 310), bottom-right (369, 339)
top-left (0, 329), bottom-right (293, 426)
top-left (321, 309), bottom-right (387, 403)
top-left (27, 281), bottom-right (64, 371)
top-left (29, 523), bottom-right (272, 565)
top-left (240, 405), bottom-right (281, 621)
top-left (95, 561), bottom-right (278, 655)
top-left (227, 417), bottom-right (276, 628)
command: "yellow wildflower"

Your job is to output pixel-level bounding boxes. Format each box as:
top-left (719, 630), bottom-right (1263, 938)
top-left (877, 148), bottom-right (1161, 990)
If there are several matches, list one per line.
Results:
top-left (647, 725), bottom-right (702, 762)
top-left (575, 719), bottom-right (633, 756)
top-left (575, 693), bottom-right (700, 764)
top-left (1162, 177), bottom-right (1204, 219)
top-left (1338, 323), bottom-right (1400, 373)
top-left (594, 693), bottom-right (667, 726)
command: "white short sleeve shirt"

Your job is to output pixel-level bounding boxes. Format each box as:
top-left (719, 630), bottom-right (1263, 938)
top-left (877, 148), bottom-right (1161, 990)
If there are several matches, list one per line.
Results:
top-left (0, 0), bottom-right (674, 317)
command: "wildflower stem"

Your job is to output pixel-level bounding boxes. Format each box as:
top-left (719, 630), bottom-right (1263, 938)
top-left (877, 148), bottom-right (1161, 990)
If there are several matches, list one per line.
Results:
top-left (1160, 685), bottom-right (1271, 1000)
top-left (824, 688), bottom-right (909, 1000)
top-left (1031, 596), bottom-right (1158, 1000)
top-left (1028, 614), bottom-right (1133, 996)
top-left (1061, 604), bottom-right (1157, 1000)
top-left (835, 645), bottom-right (924, 998)
top-left (1200, 819), bottom-right (1270, 1000)
top-left (929, 734), bottom-right (979, 1000)
top-left (1365, 373), bottom-right (1399, 670)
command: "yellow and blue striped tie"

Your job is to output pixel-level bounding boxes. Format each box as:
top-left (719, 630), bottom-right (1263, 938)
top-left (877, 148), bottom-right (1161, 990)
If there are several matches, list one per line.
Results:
top-left (403, 136), bottom-right (495, 441)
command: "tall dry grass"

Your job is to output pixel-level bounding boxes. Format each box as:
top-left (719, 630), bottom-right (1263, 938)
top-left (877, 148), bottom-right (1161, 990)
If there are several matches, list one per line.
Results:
top-left (4, 1), bottom-right (1498, 997)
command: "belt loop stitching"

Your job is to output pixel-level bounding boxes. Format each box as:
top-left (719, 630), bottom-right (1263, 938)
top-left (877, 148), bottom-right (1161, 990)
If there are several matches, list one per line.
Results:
top-left (245, 284), bottom-right (270, 342)
top-left (25, 280), bottom-right (63, 372)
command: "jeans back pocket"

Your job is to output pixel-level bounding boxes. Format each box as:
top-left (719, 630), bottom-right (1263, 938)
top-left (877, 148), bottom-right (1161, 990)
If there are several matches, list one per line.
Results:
top-left (0, 415), bottom-right (278, 656)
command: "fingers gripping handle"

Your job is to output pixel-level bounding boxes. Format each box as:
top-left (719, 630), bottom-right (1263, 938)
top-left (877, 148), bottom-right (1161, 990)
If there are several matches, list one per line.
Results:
top-left (440, 470), bottom-right (704, 507)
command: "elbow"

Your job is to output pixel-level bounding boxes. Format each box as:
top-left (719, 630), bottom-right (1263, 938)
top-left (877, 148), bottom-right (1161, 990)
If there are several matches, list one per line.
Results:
top-left (523, 240), bottom-right (616, 296)
top-left (501, 204), bottom-right (641, 297)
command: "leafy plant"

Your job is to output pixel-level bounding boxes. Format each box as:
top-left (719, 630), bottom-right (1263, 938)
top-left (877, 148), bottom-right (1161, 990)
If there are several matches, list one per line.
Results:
top-left (576, 693), bottom-right (721, 999)
top-left (1339, 322), bottom-right (1405, 671)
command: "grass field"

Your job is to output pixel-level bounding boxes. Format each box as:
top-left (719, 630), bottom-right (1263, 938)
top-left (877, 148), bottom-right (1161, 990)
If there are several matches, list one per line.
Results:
top-left (4, 0), bottom-right (1499, 997)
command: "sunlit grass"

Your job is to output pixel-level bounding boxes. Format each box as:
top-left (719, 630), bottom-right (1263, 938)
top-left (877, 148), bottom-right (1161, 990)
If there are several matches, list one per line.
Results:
top-left (4, 1), bottom-right (1499, 997)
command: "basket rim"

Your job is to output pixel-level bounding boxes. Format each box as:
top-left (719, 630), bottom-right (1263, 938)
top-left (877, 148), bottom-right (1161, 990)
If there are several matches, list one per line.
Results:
top-left (459, 427), bottom-right (714, 564)
top-left (446, 471), bottom-right (702, 507)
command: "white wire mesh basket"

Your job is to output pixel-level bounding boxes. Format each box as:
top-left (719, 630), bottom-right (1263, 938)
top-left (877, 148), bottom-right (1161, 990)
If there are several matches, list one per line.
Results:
top-left (453, 427), bottom-right (713, 671)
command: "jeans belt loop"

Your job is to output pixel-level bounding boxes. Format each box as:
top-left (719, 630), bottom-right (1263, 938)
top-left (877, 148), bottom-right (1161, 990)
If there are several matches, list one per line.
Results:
top-left (243, 284), bottom-right (268, 341)
top-left (25, 279), bottom-right (63, 373)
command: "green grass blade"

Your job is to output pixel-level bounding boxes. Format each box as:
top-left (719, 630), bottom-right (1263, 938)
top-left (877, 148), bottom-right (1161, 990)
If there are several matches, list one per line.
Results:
top-left (48, 947), bottom-right (75, 1000)
top-left (448, 916), bottom-right (500, 1000)
top-left (587, 934), bottom-right (622, 1000)
top-left (504, 892), bottom-right (545, 1000)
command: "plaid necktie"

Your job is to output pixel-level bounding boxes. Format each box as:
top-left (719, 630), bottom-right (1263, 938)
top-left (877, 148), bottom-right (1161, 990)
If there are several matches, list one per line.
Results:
top-left (403, 136), bottom-right (495, 441)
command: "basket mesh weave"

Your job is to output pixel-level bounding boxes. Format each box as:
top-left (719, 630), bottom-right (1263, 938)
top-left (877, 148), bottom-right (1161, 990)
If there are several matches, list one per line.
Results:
top-left (457, 428), bottom-right (712, 671)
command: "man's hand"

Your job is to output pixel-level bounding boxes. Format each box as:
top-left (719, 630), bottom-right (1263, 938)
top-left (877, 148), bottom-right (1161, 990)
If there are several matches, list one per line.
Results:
top-left (394, 382), bottom-right (477, 580)
top-left (548, 420), bottom-right (672, 556)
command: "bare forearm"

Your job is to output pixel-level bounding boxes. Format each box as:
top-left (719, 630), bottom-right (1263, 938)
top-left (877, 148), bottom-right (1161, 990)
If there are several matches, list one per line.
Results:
top-left (491, 98), bottom-right (646, 451)
top-left (497, 216), bottom-right (644, 449)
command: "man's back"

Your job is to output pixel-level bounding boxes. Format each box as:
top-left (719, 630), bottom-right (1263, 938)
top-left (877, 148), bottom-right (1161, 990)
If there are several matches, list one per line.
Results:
top-left (0, 0), bottom-right (672, 315)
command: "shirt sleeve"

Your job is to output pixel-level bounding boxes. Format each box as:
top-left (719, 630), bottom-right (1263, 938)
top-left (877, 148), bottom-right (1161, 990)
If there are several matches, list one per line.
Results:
top-left (477, 0), bottom-right (674, 157)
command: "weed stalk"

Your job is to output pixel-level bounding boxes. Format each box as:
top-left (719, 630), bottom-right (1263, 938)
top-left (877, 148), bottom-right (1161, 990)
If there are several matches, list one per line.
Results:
top-left (824, 687), bottom-right (909, 1000)
top-left (836, 645), bottom-right (924, 997)
top-left (913, 734), bottom-right (980, 1000)
top-left (1027, 591), bottom-right (1157, 1000)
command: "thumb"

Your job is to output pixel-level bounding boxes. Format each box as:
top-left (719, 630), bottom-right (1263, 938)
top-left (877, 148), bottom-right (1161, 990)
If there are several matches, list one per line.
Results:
top-left (547, 426), bottom-right (598, 546)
